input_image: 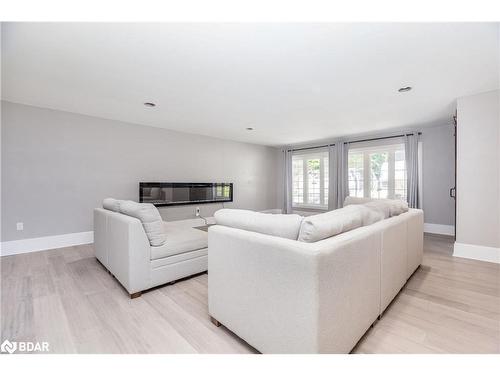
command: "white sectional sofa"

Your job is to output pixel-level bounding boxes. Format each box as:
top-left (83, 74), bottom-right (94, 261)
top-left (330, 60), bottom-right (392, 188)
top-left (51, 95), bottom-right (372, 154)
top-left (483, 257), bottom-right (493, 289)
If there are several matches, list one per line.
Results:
top-left (94, 199), bottom-right (209, 298)
top-left (208, 198), bottom-right (423, 353)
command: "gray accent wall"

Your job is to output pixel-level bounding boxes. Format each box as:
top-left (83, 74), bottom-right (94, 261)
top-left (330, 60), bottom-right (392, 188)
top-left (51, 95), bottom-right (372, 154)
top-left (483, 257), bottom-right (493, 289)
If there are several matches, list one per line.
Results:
top-left (421, 124), bottom-right (455, 226)
top-left (1, 101), bottom-right (281, 241)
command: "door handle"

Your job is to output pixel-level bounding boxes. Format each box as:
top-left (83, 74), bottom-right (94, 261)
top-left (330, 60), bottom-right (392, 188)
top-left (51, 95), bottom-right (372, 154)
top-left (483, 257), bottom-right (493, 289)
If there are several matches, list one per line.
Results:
top-left (450, 187), bottom-right (456, 199)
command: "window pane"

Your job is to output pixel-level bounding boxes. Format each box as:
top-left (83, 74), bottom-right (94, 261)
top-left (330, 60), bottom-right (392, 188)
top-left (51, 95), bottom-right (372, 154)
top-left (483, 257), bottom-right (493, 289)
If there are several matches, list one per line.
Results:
top-left (348, 152), bottom-right (364, 197)
top-left (307, 158), bottom-right (321, 204)
top-left (394, 150), bottom-right (407, 201)
top-left (370, 152), bottom-right (389, 199)
top-left (292, 158), bottom-right (304, 204)
top-left (292, 151), bottom-right (329, 208)
top-left (348, 144), bottom-right (408, 202)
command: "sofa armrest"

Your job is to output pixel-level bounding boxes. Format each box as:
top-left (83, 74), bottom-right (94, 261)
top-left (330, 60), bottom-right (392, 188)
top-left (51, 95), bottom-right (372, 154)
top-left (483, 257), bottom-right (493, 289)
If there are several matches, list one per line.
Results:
top-left (406, 209), bottom-right (424, 277)
top-left (313, 227), bottom-right (382, 352)
top-left (105, 213), bottom-right (151, 294)
top-left (208, 225), bottom-right (319, 353)
top-left (94, 208), bottom-right (110, 267)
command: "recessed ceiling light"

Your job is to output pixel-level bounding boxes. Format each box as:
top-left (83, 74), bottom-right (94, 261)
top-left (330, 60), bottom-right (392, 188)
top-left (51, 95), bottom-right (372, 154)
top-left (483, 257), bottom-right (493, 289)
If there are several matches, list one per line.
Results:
top-left (144, 102), bottom-right (156, 107)
top-left (398, 86), bottom-right (412, 93)
top-left (246, 127), bottom-right (254, 131)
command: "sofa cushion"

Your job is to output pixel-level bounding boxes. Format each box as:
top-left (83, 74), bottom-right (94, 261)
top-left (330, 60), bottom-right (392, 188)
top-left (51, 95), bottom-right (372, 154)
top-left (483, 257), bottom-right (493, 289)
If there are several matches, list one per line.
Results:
top-left (298, 205), bottom-right (384, 243)
top-left (343, 196), bottom-right (374, 206)
top-left (214, 209), bottom-right (303, 240)
top-left (344, 196), bottom-right (409, 217)
top-left (361, 205), bottom-right (387, 225)
top-left (102, 197), bottom-right (122, 212)
top-left (150, 225), bottom-right (207, 260)
top-left (364, 200), bottom-right (390, 219)
top-left (385, 199), bottom-right (409, 216)
top-left (151, 247), bottom-right (208, 267)
top-left (119, 200), bottom-right (166, 246)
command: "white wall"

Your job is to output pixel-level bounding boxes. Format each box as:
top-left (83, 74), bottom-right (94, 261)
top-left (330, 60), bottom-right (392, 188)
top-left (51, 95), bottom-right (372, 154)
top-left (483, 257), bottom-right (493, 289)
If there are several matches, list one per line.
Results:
top-left (455, 90), bottom-right (500, 262)
top-left (1, 101), bottom-right (281, 242)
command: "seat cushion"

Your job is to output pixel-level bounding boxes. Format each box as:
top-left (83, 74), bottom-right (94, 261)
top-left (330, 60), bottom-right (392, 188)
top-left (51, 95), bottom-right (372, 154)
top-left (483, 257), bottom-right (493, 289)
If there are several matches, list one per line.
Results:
top-left (150, 225), bottom-right (208, 260)
top-left (214, 209), bottom-right (303, 240)
top-left (151, 247), bottom-right (208, 268)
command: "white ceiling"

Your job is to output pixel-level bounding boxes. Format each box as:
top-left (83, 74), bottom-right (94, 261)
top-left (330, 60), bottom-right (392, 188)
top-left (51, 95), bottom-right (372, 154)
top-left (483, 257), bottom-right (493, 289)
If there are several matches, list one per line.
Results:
top-left (2, 23), bottom-right (499, 146)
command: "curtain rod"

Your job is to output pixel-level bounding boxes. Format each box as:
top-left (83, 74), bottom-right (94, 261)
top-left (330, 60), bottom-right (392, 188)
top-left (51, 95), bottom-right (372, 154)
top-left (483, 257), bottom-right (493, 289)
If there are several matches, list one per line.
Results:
top-left (345, 132), bottom-right (422, 145)
top-left (287, 132), bottom-right (422, 152)
top-left (287, 144), bottom-right (334, 152)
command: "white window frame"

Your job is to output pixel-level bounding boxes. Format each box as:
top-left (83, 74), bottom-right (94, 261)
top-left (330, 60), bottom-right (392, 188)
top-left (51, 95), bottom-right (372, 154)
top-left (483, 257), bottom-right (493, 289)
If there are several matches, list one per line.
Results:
top-left (292, 151), bottom-right (329, 210)
top-left (348, 143), bottom-right (407, 201)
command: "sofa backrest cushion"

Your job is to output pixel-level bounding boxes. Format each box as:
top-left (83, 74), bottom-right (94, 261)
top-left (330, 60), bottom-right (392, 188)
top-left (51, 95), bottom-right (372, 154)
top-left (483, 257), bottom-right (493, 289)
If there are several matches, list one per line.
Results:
top-left (214, 209), bottom-right (303, 240)
top-left (385, 199), bottom-right (409, 216)
top-left (363, 200), bottom-right (391, 219)
top-left (361, 205), bottom-right (387, 225)
top-left (344, 196), bottom-right (409, 217)
top-left (297, 205), bottom-right (385, 243)
top-left (119, 200), bottom-right (166, 246)
top-left (103, 197), bottom-right (122, 212)
top-left (343, 196), bottom-right (374, 206)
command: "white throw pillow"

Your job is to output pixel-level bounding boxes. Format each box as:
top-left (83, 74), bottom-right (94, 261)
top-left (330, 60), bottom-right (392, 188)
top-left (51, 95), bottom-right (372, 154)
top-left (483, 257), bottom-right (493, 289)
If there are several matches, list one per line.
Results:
top-left (363, 200), bottom-right (391, 219)
top-left (343, 196), bottom-right (374, 206)
top-left (344, 196), bottom-right (409, 217)
top-left (361, 205), bottom-right (386, 225)
top-left (386, 199), bottom-right (409, 216)
top-left (119, 201), bottom-right (166, 246)
top-left (214, 209), bottom-right (303, 240)
top-left (102, 197), bottom-right (122, 212)
top-left (298, 205), bottom-right (375, 243)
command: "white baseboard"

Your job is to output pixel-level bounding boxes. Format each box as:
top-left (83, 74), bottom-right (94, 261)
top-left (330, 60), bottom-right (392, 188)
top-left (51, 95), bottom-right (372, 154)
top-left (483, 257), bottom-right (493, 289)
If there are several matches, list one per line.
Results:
top-left (453, 242), bottom-right (500, 264)
top-left (424, 223), bottom-right (455, 236)
top-left (0, 231), bottom-right (94, 257)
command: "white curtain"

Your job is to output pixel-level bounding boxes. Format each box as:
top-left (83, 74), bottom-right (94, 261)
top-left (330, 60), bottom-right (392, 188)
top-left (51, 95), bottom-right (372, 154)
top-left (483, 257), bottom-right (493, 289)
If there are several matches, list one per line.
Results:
top-left (283, 148), bottom-right (293, 214)
top-left (405, 132), bottom-right (420, 208)
top-left (334, 141), bottom-right (349, 209)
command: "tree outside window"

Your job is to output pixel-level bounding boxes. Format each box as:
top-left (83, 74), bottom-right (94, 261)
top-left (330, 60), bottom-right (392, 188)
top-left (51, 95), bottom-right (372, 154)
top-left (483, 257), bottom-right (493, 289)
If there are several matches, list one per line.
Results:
top-left (348, 144), bottom-right (406, 201)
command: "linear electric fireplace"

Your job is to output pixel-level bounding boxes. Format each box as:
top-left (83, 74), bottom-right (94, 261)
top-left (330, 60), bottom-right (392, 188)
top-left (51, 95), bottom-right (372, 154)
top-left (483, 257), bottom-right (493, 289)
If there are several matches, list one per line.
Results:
top-left (139, 182), bottom-right (233, 207)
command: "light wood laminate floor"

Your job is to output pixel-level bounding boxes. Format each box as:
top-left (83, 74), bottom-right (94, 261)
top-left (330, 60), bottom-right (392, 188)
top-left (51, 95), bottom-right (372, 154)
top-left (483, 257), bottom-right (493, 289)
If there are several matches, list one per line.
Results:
top-left (1, 234), bottom-right (499, 353)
